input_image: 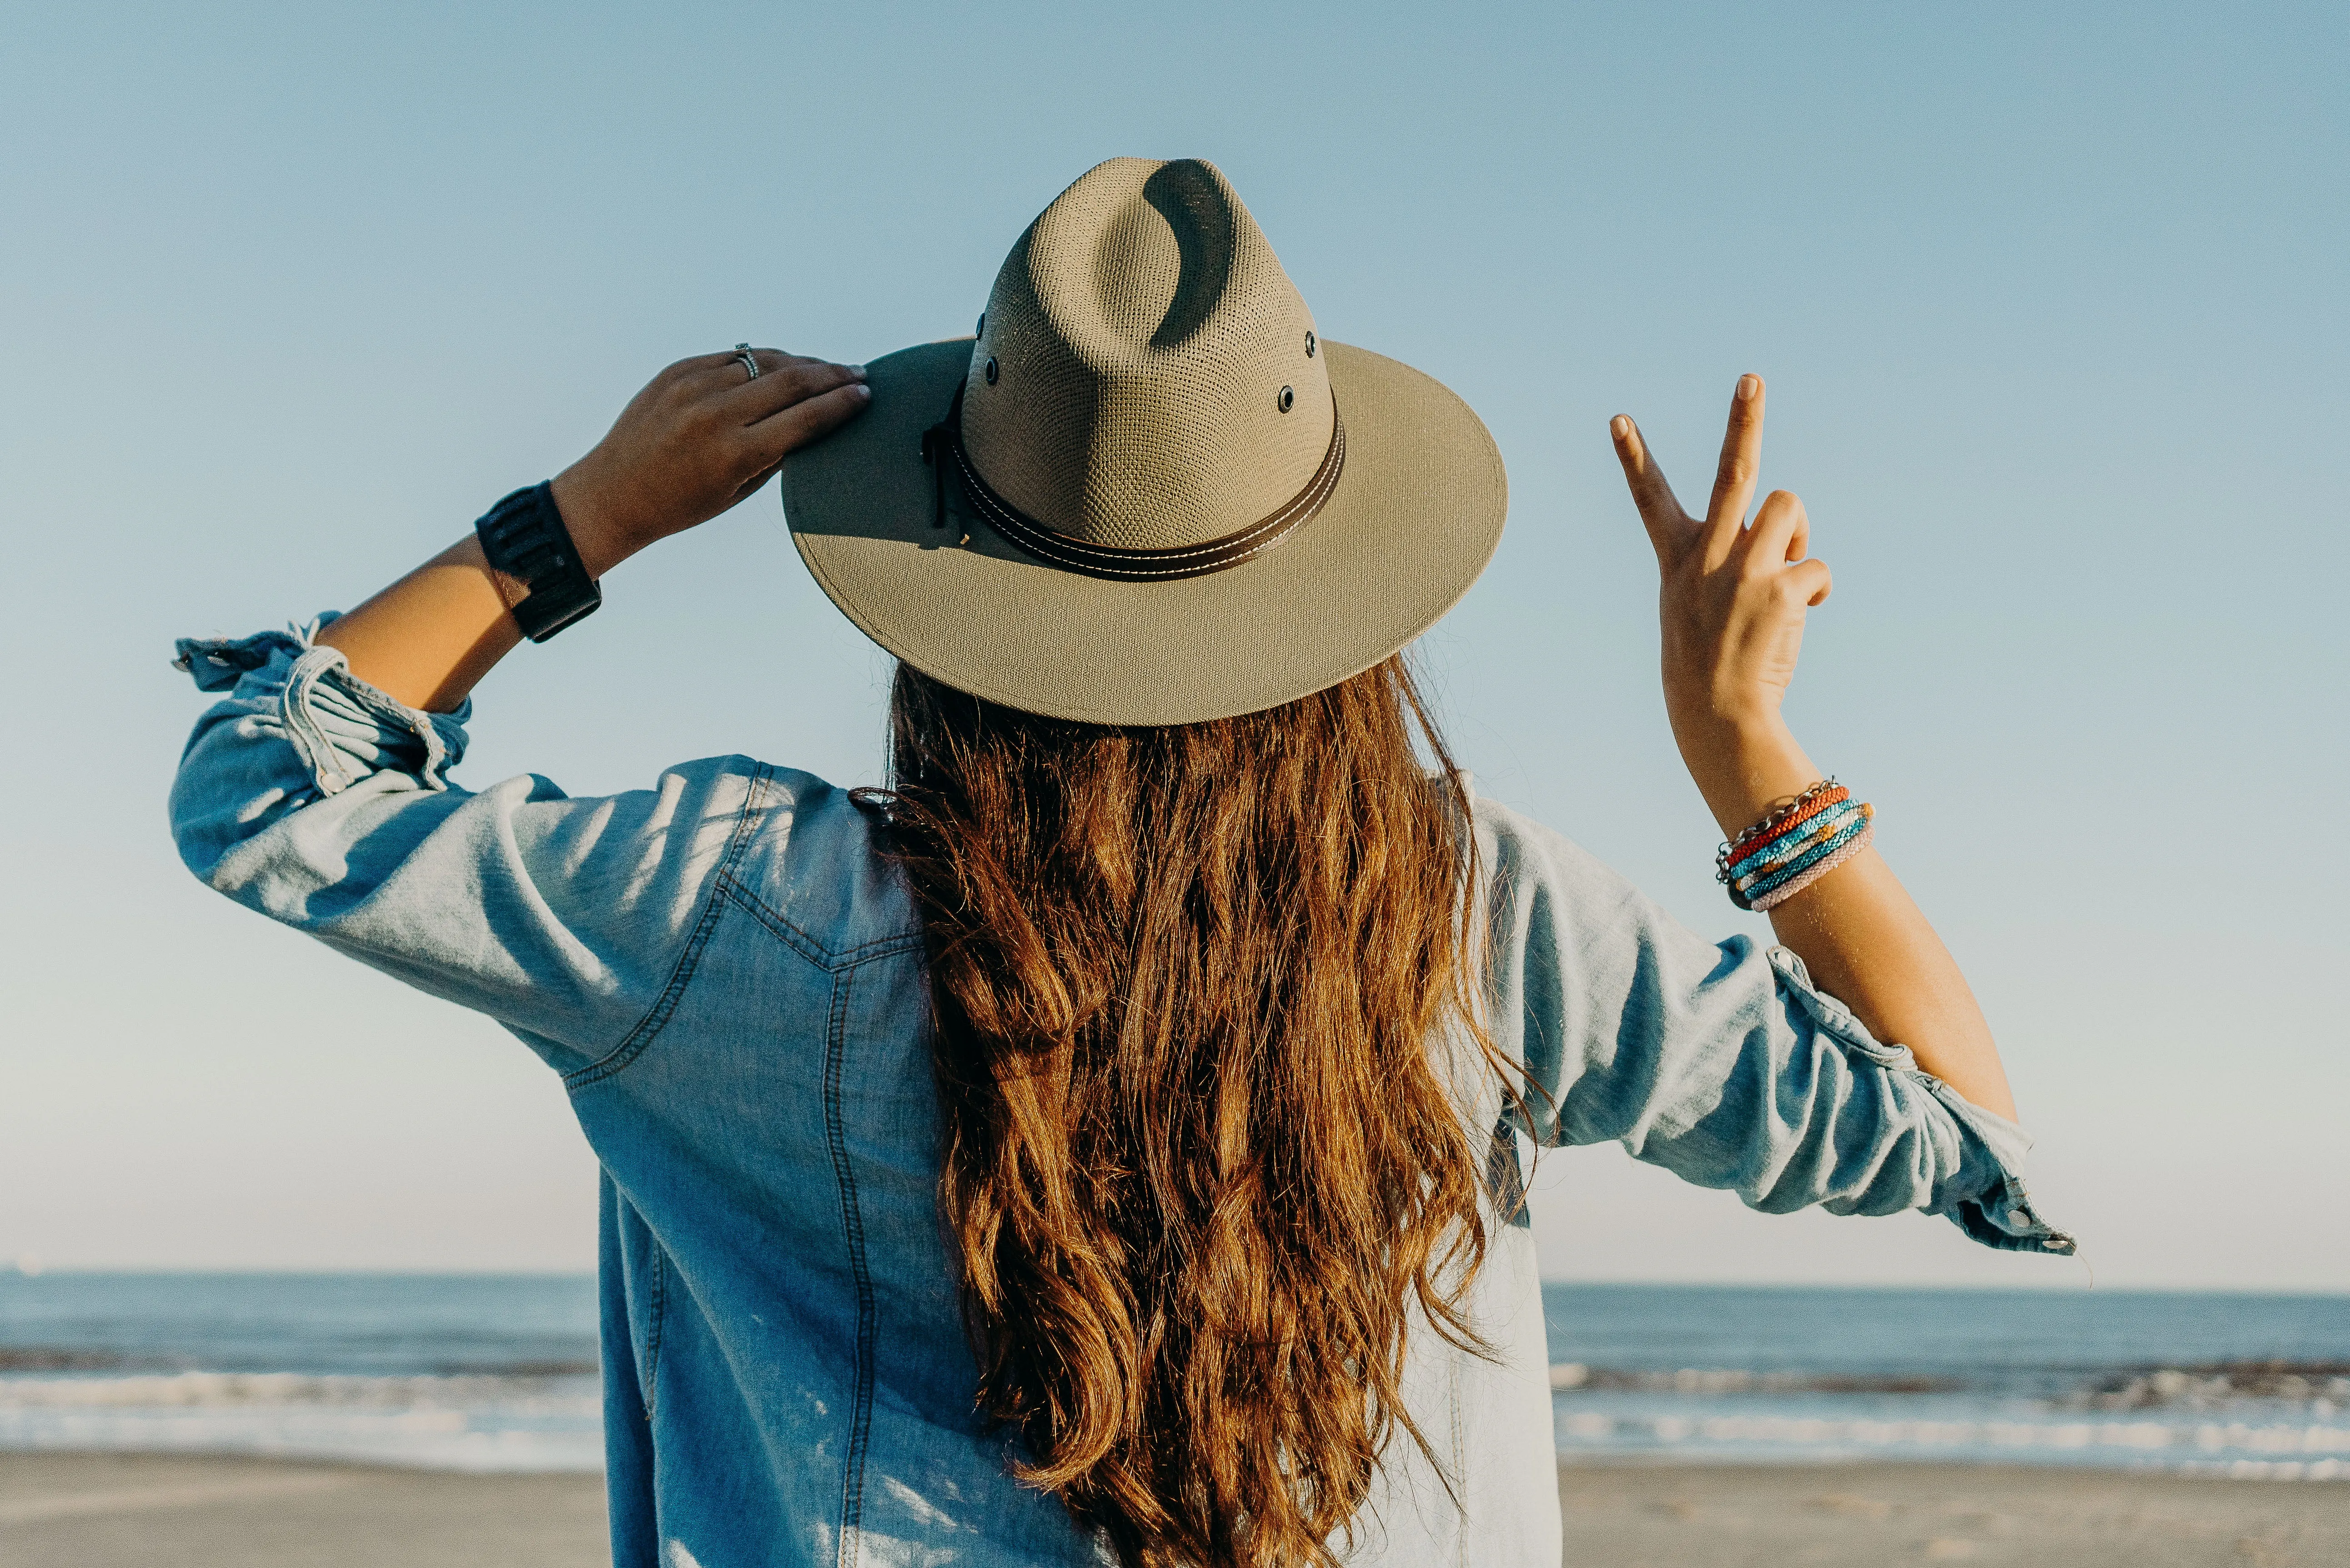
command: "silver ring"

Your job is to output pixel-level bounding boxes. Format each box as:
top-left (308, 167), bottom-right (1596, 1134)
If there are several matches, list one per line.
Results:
top-left (733, 343), bottom-right (759, 381)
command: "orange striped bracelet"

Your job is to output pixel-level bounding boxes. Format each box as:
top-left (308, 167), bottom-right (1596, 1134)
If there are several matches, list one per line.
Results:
top-left (1718, 780), bottom-right (1845, 877)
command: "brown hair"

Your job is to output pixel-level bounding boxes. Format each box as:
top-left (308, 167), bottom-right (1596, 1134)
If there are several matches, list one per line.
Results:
top-left (861, 658), bottom-right (1515, 1568)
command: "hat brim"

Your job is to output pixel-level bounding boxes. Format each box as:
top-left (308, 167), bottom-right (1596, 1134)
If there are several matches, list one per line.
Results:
top-left (778, 338), bottom-right (1505, 726)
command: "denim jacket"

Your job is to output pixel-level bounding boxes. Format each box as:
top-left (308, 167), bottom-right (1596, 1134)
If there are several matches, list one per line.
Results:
top-left (169, 623), bottom-right (2070, 1568)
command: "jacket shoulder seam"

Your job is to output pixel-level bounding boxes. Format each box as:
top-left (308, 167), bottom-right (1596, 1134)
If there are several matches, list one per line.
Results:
top-left (561, 764), bottom-right (775, 1090)
top-left (716, 872), bottom-right (925, 972)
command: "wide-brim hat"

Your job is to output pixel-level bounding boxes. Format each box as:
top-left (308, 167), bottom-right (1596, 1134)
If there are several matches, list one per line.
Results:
top-left (779, 156), bottom-right (1506, 726)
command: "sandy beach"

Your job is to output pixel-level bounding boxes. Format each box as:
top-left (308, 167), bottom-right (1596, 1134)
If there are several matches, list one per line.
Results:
top-left (1554, 1461), bottom-right (2350, 1566)
top-left (1, 1453), bottom-right (2345, 1567)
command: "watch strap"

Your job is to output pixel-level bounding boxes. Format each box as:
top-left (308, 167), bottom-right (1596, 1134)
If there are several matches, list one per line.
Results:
top-left (474, 482), bottom-right (602, 643)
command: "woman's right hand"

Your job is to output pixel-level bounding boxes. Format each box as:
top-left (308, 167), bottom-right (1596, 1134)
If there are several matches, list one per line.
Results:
top-left (551, 349), bottom-right (870, 578)
top-left (319, 347), bottom-right (867, 716)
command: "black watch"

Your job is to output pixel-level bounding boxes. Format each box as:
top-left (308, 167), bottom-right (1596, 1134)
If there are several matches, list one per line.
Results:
top-left (474, 482), bottom-right (602, 643)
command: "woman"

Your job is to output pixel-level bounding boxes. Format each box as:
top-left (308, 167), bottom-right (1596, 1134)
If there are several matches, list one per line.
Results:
top-left (171, 158), bottom-right (2068, 1568)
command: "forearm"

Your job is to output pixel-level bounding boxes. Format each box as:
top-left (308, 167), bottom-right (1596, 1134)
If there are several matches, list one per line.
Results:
top-left (313, 474), bottom-right (633, 713)
top-left (1682, 718), bottom-right (2019, 1121)
top-left (316, 348), bottom-right (869, 713)
top-left (313, 536), bottom-right (524, 713)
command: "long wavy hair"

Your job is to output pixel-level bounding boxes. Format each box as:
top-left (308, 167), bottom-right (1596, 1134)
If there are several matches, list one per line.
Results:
top-left (858, 657), bottom-right (1516, 1568)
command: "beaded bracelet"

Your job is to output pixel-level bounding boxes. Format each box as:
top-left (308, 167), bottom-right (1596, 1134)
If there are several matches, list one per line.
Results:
top-left (1728, 799), bottom-right (1866, 887)
top-left (1717, 780), bottom-right (1845, 876)
top-left (1745, 806), bottom-right (1873, 910)
top-left (1717, 780), bottom-right (1875, 911)
top-left (1724, 793), bottom-right (1868, 901)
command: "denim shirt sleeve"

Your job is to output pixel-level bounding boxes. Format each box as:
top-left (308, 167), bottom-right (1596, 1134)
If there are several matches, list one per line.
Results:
top-left (168, 620), bottom-right (762, 1077)
top-left (1475, 797), bottom-right (2073, 1256)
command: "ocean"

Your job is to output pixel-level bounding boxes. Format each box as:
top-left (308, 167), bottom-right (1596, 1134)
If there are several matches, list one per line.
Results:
top-left (2, 1274), bottom-right (2344, 1478)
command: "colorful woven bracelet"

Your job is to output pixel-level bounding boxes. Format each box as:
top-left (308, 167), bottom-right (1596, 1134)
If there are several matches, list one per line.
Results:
top-left (1717, 779), bottom-right (1840, 885)
top-left (1750, 817), bottom-right (1875, 911)
top-left (1738, 804), bottom-right (1873, 902)
top-left (1722, 781), bottom-right (1848, 868)
top-left (1727, 799), bottom-right (1865, 883)
top-left (1717, 780), bottom-right (1843, 877)
top-left (1719, 782), bottom-right (1875, 910)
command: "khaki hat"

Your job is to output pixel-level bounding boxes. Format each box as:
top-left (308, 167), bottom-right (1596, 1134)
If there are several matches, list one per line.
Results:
top-left (779, 156), bottom-right (1506, 726)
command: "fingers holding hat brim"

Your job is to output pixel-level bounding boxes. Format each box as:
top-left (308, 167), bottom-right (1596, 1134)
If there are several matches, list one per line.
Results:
top-left (778, 338), bottom-right (1505, 726)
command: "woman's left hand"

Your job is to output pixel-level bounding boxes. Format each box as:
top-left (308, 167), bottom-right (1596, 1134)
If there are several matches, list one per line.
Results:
top-left (551, 349), bottom-right (870, 577)
top-left (1611, 374), bottom-right (1830, 749)
top-left (1609, 373), bottom-right (1844, 848)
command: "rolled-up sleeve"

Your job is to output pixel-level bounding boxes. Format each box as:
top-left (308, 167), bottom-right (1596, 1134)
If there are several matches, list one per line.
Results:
top-left (1477, 797), bottom-right (2071, 1256)
top-left (168, 619), bottom-right (767, 1076)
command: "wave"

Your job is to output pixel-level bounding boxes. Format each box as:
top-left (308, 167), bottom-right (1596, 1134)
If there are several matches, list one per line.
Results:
top-left (1552, 1406), bottom-right (2350, 1478)
top-left (1549, 1362), bottom-right (2350, 1409)
top-left (1544, 1357), bottom-right (2350, 1478)
top-left (1547, 1365), bottom-right (1962, 1395)
top-left (0, 1371), bottom-right (595, 1410)
top-left (2071, 1364), bottom-right (2350, 1409)
top-left (0, 1346), bottom-right (597, 1377)
top-left (0, 1371), bottom-right (602, 1473)
top-left (0, 1348), bottom-right (130, 1373)
top-left (13, 1362), bottom-right (2349, 1478)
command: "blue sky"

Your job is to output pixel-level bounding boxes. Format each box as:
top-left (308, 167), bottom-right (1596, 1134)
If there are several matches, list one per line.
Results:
top-left (2, 2), bottom-right (2343, 1287)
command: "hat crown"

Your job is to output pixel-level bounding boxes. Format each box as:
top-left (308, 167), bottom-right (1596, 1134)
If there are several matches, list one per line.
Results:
top-left (960, 158), bottom-right (1334, 552)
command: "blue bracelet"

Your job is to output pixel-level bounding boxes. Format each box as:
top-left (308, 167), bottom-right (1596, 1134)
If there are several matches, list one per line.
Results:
top-left (1737, 811), bottom-right (1874, 904)
top-left (1727, 799), bottom-right (1866, 882)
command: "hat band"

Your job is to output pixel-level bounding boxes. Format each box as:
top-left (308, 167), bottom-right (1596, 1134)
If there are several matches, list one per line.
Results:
top-left (921, 387), bottom-right (1346, 582)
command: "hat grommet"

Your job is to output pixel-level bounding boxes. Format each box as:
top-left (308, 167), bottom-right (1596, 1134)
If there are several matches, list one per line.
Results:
top-left (1305, 330), bottom-right (1317, 357)
top-left (984, 357), bottom-right (999, 385)
top-left (1276, 384), bottom-right (1295, 413)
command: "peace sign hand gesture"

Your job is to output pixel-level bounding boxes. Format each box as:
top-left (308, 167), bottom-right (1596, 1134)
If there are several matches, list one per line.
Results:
top-left (1612, 373), bottom-right (1831, 748)
top-left (1602, 376), bottom-right (2022, 1123)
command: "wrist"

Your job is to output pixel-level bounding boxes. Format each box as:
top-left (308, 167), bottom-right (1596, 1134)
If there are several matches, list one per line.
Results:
top-left (548, 465), bottom-right (647, 579)
top-left (1674, 714), bottom-right (1824, 840)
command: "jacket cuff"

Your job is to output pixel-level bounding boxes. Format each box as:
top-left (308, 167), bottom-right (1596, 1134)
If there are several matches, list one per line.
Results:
top-left (1769, 946), bottom-right (2077, 1257)
top-left (173, 617), bottom-right (472, 795)
top-left (1925, 1085), bottom-right (2077, 1255)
